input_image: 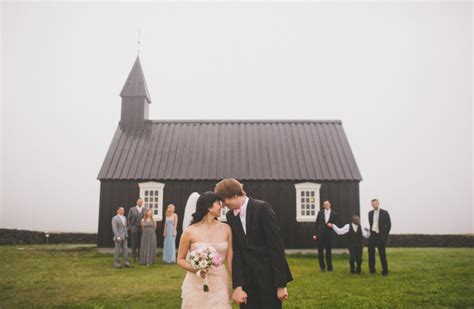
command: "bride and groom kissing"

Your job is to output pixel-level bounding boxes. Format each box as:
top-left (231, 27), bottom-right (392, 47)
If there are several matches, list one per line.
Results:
top-left (177, 178), bottom-right (293, 309)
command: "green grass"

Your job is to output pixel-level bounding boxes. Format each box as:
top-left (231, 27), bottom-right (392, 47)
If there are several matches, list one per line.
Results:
top-left (0, 245), bottom-right (473, 308)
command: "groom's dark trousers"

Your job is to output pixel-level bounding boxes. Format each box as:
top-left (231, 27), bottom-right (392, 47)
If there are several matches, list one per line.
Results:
top-left (226, 197), bottom-right (293, 309)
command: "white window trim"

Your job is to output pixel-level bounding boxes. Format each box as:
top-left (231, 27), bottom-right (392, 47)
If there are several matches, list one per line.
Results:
top-left (218, 206), bottom-right (229, 222)
top-left (294, 182), bottom-right (321, 222)
top-left (138, 182), bottom-right (165, 221)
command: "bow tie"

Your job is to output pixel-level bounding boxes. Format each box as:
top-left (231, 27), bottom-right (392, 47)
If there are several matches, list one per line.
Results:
top-left (233, 208), bottom-right (241, 216)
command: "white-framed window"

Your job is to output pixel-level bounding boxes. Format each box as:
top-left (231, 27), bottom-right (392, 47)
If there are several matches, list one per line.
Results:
top-left (294, 182), bottom-right (321, 222)
top-left (218, 206), bottom-right (229, 222)
top-left (139, 182), bottom-right (165, 221)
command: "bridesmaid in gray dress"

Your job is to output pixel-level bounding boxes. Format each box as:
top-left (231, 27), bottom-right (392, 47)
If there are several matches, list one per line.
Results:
top-left (163, 204), bottom-right (178, 264)
top-left (139, 208), bottom-right (157, 265)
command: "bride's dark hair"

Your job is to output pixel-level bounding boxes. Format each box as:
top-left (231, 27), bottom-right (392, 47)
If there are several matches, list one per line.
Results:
top-left (190, 191), bottom-right (221, 225)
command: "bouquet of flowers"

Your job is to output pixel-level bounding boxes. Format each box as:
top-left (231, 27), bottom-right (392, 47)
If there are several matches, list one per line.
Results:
top-left (187, 246), bottom-right (223, 292)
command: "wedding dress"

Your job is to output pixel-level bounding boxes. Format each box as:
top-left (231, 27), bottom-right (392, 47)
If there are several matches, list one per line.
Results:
top-left (181, 241), bottom-right (231, 309)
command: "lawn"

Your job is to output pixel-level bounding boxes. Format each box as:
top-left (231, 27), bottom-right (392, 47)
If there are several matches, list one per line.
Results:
top-left (0, 245), bottom-right (473, 308)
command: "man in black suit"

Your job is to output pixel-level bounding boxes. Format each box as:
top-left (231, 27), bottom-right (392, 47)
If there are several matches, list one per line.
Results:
top-left (312, 200), bottom-right (337, 271)
top-left (215, 178), bottom-right (293, 309)
top-left (368, 198), bottom-right (391, 276)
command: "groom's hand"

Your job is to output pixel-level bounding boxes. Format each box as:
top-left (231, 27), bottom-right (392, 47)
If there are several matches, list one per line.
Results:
top-left (277, 287), bottom-right (289, 302)
top-left (232, 287), bottom-right (248, 304)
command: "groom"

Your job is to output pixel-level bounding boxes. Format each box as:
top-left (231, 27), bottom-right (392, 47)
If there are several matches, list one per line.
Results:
top-left (215, 178), bottom-right (293, 308)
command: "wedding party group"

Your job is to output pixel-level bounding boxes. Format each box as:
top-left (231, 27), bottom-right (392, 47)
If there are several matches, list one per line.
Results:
top-left (111, 178), bottom-right (392, 308)
top-left (312, 198), bottom-right (391, 276)
top-left (111, 199), bottom-right (178, 267)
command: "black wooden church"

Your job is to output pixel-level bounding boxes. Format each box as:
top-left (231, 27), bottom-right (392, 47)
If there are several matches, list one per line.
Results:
top-left (97, 56), bottom-right (362, 248)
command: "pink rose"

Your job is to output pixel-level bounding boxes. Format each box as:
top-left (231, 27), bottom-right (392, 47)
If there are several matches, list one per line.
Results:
top-left (212, 255), bottom-right (222, 266)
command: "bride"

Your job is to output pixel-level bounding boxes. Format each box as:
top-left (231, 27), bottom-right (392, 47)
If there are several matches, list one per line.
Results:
top-left (177, 191), bottom-right (233, 309)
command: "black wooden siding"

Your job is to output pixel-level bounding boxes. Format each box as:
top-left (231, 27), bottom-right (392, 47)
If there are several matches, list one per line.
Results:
top-left (98, 180), bottom-right (359, 249)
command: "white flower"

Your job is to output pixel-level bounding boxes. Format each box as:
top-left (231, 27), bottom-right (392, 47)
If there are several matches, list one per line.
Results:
top-left (199, 260), bottom-right (208, 269)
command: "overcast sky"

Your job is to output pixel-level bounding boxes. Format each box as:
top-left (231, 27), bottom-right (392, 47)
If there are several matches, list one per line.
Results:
top-left (1, 1), bottom-right (472, 234)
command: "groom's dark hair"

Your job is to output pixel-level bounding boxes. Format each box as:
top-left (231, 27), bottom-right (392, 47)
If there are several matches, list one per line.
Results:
top-left (214, 178), bottom-right (246, 200)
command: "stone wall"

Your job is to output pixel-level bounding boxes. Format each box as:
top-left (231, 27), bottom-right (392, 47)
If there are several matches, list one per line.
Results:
top-left (0, 229), bottom-right (96, 245)
top-left (1, 229), bottom-right (472, 247)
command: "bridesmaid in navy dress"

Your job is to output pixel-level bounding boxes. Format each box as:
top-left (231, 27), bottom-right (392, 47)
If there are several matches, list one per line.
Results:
top-left (163, 204), bottom-right (178, 263)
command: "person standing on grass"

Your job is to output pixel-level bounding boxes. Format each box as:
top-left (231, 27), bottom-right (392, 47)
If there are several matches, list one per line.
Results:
top-left (312, 200), bottom-right (338, 272)
top-left (112, 207), bottom-right (133, 268)
top-left (367, 198), bottom-right (391, 276)
top-left (163, 204), bottom-right (178, 264)
top-left (215, 178), bottom-right (293, 308)
top-left (327, 215), bottom-right (370, 274)
top-left (139, 208), bottom-right (157, 265)
top-left (128, 198), bottom-right (146, 262)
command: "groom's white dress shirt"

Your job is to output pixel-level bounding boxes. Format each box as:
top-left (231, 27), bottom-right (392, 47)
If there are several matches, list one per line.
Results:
top-left (324, 209), bottom-right (331, 223)
top-left (238, 196), bottom-right (250, 234)
top-left (136, 205), bottom-right (143, 213)
top-left (372, 209), bottom-right (380, 233)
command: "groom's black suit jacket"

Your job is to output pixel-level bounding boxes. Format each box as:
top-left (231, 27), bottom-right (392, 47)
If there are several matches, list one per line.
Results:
top-left (226, 197), bottom-right (293, 290)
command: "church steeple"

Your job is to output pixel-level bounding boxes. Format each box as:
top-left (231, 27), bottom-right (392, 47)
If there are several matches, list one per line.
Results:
top-left (120, 56), bottom-right (151, 102)
top-left (119, 56), bottom-right (151, 130)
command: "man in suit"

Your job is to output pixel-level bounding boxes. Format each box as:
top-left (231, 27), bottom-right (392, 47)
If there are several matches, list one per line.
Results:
top-left (127, 198), bottom-right (146, 261)
top-left (112, 207), bottom-right (133, 268)
top-left (215, 178), bottom-right (293, 309)
top-left (368, 198), bottom-right (391, 276)
top-left (312, 200), bottom-right (337, 271)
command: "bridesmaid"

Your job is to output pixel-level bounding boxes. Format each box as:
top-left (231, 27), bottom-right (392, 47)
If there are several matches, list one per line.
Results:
top-left (163, 204), bottom-right (178, 264)
top-left (139, 208), bottom-right (157, 265)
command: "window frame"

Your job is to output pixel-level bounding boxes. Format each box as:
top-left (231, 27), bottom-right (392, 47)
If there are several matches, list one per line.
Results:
top-left (294, 182), bottom-right (321, 222)
top-left (138, 182), bottom-right (165, 221)
top-left (218, 206), bottom-right (229, 222)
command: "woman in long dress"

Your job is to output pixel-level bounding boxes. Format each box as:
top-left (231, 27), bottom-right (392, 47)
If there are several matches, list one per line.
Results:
top-left (163, 204), bottom-right (178, 264)
top-left (139, 208), bottom-right (157, 265)
top-left (177, 192), bottom-right (233, 309)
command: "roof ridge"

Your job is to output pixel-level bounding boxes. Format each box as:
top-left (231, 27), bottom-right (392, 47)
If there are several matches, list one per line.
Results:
top-left (146, 119), bottom-right (342, 124)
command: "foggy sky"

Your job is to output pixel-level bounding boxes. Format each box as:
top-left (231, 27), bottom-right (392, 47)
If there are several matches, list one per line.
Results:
top-left (1, 2), bottom-right (472, 234)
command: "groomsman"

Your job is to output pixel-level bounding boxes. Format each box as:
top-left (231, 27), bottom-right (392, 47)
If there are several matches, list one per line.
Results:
top-left (127, 198), bottom-right (146, 261)
top-left (367, 198), bottom-right (391, 276)
top-left (328, 215), bottom-right (370, 274)
top-left (312, 200), bottom-right (338, 271)
top-left (112, 207), bottom-right (133, 268)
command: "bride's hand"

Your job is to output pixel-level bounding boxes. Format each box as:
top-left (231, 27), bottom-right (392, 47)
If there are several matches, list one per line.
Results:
top-left (232, 287), bottom-right (248, 304)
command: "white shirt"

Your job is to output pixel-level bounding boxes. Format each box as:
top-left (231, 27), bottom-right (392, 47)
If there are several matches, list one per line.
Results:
top-left (239, 196), bottom-right (250, 234)
top-left (324, 209), bottom-right (331, 223)
top-left (118, 215), bottom-right (126, 226)
top-left (351, 223), bottom-right (359, 233)
top-left (136, 205), bottom-right (144, 214)
top-left (332, 223), bottom-right (370, 238)
top-left (372, 209), bottom-right (380, 233)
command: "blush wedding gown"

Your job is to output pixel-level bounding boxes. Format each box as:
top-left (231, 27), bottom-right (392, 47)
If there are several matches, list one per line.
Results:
top-left (181, 241), bottom-right (232, 309)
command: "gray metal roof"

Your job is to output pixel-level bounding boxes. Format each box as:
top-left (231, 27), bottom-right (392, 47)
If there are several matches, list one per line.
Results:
top-left (98, 120), bottom-right (362, 181)
top-left (119, 56), bottom-right (152, 103)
